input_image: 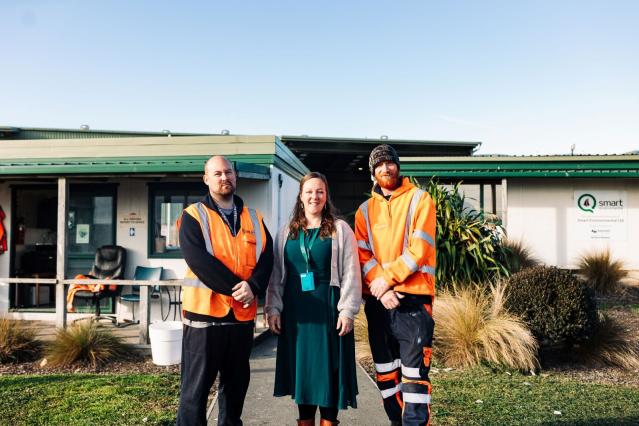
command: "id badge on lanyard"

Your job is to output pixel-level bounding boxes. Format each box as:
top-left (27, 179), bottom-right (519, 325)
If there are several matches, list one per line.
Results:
top-left (299, 230), bottom-right (319, 292)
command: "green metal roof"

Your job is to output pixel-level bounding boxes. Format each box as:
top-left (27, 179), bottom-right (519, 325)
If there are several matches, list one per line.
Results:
top-left (0, 126), bottom-right (211, 140)
top-left (401, 155), bottom-right (639, 178)
top-left (0, 134), bottom-right (309, 180)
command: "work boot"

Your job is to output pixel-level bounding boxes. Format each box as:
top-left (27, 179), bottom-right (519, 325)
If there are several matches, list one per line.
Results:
top-left (319, 419), bottom-right (339, 426)
top-left (297, 419), bottom-right (314, 426)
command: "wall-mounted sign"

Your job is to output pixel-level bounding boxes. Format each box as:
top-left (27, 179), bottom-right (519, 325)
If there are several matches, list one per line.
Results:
top-left (574, 190), bottom-right (627, 240)
top-left (76, 224), bottom-right (90, 244)
top-left (120, 212), bottom-right (145, 225)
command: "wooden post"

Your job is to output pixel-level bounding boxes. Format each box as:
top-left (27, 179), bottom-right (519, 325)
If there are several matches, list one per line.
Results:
top-left (501, 178), bottom-right (508, 230)
top-left (139, 285), bottom-right (150, 344)
top-left (55, 177), bottom-right (69, 329)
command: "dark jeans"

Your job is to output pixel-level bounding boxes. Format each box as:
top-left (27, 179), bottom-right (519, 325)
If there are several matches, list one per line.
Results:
top-left (176, 322), bottom-right (254, 426)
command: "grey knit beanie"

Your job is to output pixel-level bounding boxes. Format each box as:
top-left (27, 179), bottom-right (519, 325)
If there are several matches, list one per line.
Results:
top-left (368, 144), bottom-right (400, 175)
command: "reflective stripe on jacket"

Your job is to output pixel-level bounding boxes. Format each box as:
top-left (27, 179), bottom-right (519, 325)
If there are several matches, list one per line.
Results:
top-left (354, 177), bottom-right (436, 296)
top-left (182, 202), bottom-right (266, 321)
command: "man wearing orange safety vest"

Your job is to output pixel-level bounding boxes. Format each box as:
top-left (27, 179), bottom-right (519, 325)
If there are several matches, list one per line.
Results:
top-left (355, 145), bottom-right (436, 426)
top-left (176, 156), bottom-right (273, 426)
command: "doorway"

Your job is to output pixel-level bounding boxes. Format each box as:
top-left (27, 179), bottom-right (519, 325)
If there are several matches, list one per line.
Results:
top-left (9, 184), bottom-right (118, 312)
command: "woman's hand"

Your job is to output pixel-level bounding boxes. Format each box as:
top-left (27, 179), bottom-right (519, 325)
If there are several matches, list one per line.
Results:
top-left (268, 314), bottom-right (282, 334)
top-left (336, 316), bottom-right (354, 336)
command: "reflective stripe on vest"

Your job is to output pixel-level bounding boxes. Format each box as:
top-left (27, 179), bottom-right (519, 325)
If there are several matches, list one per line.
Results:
top-left (195, 202), bottom-right (214, 256)
top-left (359, 199), bottom-right (376, 258)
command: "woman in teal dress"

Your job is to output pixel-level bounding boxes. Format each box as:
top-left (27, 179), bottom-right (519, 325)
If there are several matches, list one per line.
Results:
top-left (266, 172), bottom-right (362, 426)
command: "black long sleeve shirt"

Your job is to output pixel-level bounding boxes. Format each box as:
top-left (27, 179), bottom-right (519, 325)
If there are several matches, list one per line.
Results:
top-left (179, 193), bottom-right (274, 322)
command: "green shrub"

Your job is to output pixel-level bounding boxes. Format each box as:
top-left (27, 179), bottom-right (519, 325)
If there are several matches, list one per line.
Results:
top-left (503, 239), bottom-right (540, 273)
top-left (578, 248), bottom-right (628, 294)
top-left (416, 178), bottom-right (510, 287)
top-left (0, 317), bottom-right (42, 363)
top-left (45, 322), bottom-right (128, 368)
top-left (504, 266), bottom-right (597, 346)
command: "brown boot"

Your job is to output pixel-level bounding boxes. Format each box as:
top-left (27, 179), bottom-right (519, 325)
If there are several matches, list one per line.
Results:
top-left (297, 419), bottom-right (314, 426)
top-left (320, 419), bottom-right (339, 426)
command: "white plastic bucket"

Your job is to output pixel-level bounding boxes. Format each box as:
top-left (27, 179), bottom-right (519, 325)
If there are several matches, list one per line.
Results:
top-left (149, 321), bottom-right (183, 366)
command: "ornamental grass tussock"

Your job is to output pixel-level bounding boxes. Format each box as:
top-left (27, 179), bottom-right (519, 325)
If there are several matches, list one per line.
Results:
top-left (569, 312), bottom-right (639, 370)
top-left (502, 239), bottom-right (540, 274)
top-left (433, 282), bottom-right (539, 371)
top-left (0, 316), bottom-right (42, 363)
top-left (578, 248), bottom-right (628, 294)
top-left (45, 321), bottom-right (129, 368)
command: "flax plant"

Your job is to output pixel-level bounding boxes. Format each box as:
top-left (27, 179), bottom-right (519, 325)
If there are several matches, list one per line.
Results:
top-left (416, 178), bottom-right (511, 288)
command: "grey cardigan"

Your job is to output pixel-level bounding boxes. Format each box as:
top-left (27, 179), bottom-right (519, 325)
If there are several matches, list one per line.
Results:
top-left (265, 219), bottom-right (362, 320)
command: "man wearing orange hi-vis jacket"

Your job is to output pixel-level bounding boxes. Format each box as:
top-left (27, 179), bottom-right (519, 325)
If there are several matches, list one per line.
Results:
top-left (177, 156), bottom-right (273, 426)
top-left (355, 144), bottom-right (436, 426)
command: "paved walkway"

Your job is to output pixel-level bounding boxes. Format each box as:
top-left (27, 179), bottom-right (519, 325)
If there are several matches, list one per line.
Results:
top-left (209, 333), bottom-right (388, 425)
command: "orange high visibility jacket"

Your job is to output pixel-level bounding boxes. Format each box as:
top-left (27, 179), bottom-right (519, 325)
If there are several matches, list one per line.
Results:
top-left (182, 202), bottom-right (267, 321)
top-left (354, 177), bottom-right (436, 296)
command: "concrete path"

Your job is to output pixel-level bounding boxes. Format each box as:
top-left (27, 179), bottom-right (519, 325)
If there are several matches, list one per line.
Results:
top-left (209, 333), bottom-right (388, 425)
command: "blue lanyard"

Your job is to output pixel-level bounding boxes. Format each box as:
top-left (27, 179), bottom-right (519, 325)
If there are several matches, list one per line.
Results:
top-left (298, 229), bottom-right (320, 272)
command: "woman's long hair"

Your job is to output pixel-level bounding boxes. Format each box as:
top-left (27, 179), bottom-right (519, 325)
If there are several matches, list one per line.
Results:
top-left (288, 172), bottom-right (339, 239)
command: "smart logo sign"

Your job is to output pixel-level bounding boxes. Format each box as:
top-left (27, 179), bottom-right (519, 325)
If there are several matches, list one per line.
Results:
top-left (574, 190), bottom-right (627, 240)
top-left (577, 193), bottom-right (624, 214)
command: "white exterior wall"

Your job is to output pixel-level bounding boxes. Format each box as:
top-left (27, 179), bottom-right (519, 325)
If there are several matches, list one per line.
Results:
top-left (507, 178), bottom-right (639, 270)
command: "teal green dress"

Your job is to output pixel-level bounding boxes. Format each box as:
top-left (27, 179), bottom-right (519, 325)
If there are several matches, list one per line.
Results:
top-left (273, 228), bottom-right (358, 409)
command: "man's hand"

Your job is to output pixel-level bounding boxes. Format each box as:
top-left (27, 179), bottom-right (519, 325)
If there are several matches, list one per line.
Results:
top-left (232, 281), bottom-right (254, 308)
top-left (380, 290), bottom-right (404, 310)
top-left (370, 276), bottom-right (391, 299)
top-left (267, 314), bottom-right (281, 334)
top-left (336, 316), bottom-right (354, 336)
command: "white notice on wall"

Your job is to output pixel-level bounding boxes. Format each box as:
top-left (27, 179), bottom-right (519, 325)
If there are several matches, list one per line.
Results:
top-left (574, 190), bottom-right (627, 240)
top-left (76, 224), bottom-right (90, 244)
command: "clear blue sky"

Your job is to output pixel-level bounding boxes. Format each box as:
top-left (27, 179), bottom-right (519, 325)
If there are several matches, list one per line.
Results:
top-left (1, 1), bottom-right (638, 155)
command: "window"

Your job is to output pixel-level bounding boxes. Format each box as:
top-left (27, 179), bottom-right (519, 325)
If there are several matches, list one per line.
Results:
top-left (68, 185), bottom-right (117, 256)
top-left (149, 183), bottom-right (207, 257)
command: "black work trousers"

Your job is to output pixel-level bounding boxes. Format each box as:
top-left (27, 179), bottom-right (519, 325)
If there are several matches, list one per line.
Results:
top-left (364, 296), bottom-right (434, 426)
top-left (176, 322), bottom-right (254, 426)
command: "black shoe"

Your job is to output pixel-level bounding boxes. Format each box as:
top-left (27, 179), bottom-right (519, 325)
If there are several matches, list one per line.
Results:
top-left (390, 422), bottom-right (402, 426)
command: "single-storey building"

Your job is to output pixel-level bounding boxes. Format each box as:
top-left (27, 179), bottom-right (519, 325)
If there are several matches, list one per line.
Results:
top-left (0, 127), bottom-right (307, 324)
top-left (401, 155), bottom-right (639, 271)
top-left (1, 126), bottom-right (637, 330)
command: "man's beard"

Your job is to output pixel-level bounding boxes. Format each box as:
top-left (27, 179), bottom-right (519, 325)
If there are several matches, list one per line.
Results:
top-left (216, 182), bottom-right (235, 196)
top-left (377, 173), bottom-right (400, 190)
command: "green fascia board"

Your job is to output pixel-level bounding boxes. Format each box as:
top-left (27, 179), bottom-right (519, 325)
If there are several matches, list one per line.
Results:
top-left (0, 155), bottom-right (273, 177)
top-left (402, 159), bottom-right (639, 178)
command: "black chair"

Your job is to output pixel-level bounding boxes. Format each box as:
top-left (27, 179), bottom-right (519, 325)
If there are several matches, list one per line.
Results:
top-left (73, 245), bottom-right (126, 324)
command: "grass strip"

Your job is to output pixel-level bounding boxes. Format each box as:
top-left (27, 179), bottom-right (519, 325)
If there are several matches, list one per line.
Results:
top-left (0, 373), bottom-right (180, 425)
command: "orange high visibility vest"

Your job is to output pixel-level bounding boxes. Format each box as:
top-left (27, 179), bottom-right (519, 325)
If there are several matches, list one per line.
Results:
top-left (354, 178), bottom-right (436, 296)
top-left (182, 202), bottom-right (267, 321)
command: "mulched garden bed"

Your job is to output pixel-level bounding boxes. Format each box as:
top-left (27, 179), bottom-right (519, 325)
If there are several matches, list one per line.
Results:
top-left (0, 351), bottom-right (180, 376)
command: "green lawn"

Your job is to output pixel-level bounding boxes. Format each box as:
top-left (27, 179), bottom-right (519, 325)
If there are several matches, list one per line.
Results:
top-left (0, 373), bottom-right (180, 425)
top-left (432, 367), bottom-right (639, 425)
top-left (2, 368), bottom-right (639, 425)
